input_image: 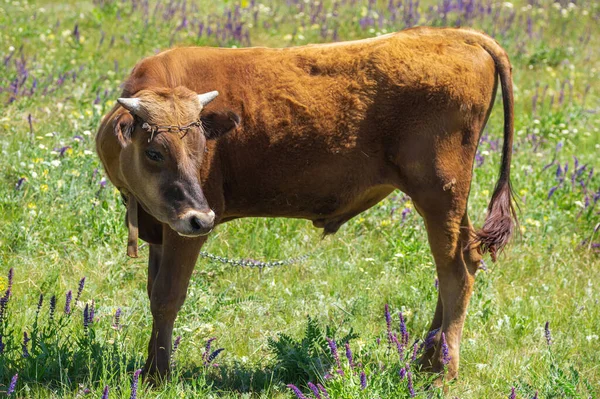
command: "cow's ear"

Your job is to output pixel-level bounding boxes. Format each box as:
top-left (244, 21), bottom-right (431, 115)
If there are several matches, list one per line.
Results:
top-left (201, 110), bottom-right (240, 140)
top-left (114, 112), bottom-right (134, 148)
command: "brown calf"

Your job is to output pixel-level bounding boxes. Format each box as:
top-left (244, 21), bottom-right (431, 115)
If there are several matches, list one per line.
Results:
top-left (96, 26), bottom-right (516, 381)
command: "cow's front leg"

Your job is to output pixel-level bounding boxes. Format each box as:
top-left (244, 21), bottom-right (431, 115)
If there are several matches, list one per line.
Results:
top-left (143, 226), bottom-right (206, 381)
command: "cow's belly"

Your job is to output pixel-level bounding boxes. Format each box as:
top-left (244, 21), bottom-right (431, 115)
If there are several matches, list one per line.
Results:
top-left (219, 144), bottom-right (399, 232)
top-left (222, 183), bottom-right (395, 232)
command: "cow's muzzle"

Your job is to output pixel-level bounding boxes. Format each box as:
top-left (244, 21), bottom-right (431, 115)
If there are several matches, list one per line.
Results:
top-left (171, 209), bottom-right (215, 237)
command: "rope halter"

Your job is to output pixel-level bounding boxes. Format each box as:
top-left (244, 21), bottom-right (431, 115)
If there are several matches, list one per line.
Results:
top-left (141, 120), bottom-right (203, 142)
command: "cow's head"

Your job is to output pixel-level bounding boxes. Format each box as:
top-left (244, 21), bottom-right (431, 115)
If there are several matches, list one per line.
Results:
top-left (113, 86), bottom-right (239, 237)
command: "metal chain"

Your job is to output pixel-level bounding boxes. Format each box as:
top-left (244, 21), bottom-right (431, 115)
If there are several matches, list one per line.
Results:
top-left (198, 250), bottom-right (311, 269)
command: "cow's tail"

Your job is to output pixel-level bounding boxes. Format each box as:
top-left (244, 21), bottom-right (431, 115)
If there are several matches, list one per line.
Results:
top-left (474, 36), bottom-right (518, 262)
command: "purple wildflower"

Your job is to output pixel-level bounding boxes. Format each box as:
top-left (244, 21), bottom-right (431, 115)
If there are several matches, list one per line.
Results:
top-left (202, 337), bottom-right (216, 363)
top-left (411, 341), bottom-right (419, 363)
top-left (101, 385), bottom-right (109, 399)
top-left (7, 373), bottom-right (18, 396)
top-left (399, 366), bottom-right (406, 379)
top-left (75, 277), bottom-right (85, 303)
top-left (479, 260), bottom-right (488, 271)
top-left (129, 369), bottom-right (141, 399)
top-left (173, 335), bottom-right (181, 353)
top-left (54, 146), bottom-right (71, 157)
top-left (49, 295), bottom-right (56, 319)
top-left (360, 371), bottom-right (367, 390)
top-left (0, 335), bottom-right (4, 354)
top-left (287, 384), bottom-right (307, 399)
top-left (73, 135), bottom-right (84, 141)
top-left (28, 114), bottom-right (33, 135)
top-left (407, 371), bottom-right (415, 397)
top-left (385, 304), bottom-right (392, 343)
top-left (548, 186), bottom-right (559, 199)
top-left (0, 288), bottom-right (10, 319)
top-left (399, 312), bottom-right (408, 346)
top-left (83, 304), bottom-right (89, 329)
top-left (100, 177), bottom-right (107, 188)
top-left (556, 164), bottom-right (563, 179)
top-left (89, 300), bottom-right (95, 324)
top-left (73, 24), bottom-right (80, 42)
top-left (434, 278), bottom-right (439, 290)
top-left (392, 334), bottom-right (404, 360)
top-left (544, 321), bottom-right (552, 345)
top-left (509, 386), bottom-right (516, 399)
top-left (64, 290), bottom-right (72, 314)
top-left (8, 268), bottom-right (13, 289)
top-left (36, 293), bottom-right (44, 313)
top-left (532, 391), bottom-right (538, 399)
top-left (424, 328), bottom-right (439, 351)
top-left (15, 177), bottom-right (27, 190)
top-left (22, 331), bottom-right (30, 357)
top-left (307, 382), bottom-right (321, 399)
top-left (475, 152), bottom-right (484, 167)
top-left (113, 308), bottom-right (122, 329)
top-left (171, 335), bottom-right (182, 367)
top-left (441, 332), bottom-right (451, 365)
top-left (207, 348), bottom-right (224, 364)
top-left (345, 342), bottom-right (354, 368)
top-left (326, 337), bottom-right (342, 373)
top-left (401, 207), bottom-right (411, 222)
top-left (317, 384), bottom-right (330, 399)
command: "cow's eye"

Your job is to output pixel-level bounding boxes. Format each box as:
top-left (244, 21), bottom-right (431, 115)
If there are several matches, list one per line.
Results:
top-left (145, 149), bottom-right (164, 162)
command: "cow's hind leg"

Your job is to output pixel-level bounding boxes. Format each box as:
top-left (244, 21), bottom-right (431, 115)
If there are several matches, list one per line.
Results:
top-left (413, 183), bottom-right (482, 380)
top-left (418, 207), bottom-right (482, 377)
top-left (143, 227), bottom-right (206, 381)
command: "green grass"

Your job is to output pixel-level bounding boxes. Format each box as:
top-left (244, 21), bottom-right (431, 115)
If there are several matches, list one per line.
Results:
top-left (0, 0), bottom-right (599, 397)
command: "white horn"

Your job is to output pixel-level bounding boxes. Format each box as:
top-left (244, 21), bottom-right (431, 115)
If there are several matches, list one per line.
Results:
top-left (197, 91), bottom-right (219, 107)
top-left (117, 98), bottom-right (142, 114)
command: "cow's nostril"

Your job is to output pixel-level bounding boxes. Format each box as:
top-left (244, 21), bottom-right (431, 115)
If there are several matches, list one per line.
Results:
top-left (190, 216), bottom-right (202, 231)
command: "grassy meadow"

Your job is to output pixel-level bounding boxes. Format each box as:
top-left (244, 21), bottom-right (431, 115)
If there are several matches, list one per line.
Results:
top-left (1, 0), bottom-right (599, 397)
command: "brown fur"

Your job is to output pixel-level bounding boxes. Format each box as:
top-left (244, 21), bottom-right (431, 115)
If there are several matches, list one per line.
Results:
top-left (95, 27), bottom-right (517, 382)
